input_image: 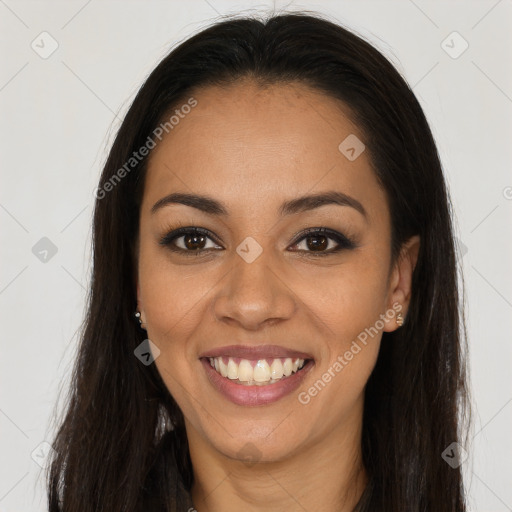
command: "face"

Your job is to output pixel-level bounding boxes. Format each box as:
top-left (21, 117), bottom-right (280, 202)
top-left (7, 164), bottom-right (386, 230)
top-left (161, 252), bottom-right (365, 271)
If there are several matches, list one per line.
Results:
top-left (136, 80), bottom-right (419, 464)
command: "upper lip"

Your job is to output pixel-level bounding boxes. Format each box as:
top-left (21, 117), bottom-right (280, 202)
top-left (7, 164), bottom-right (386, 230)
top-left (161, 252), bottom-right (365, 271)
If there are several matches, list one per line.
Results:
top-left (199, 344), bottom-right (314, 360)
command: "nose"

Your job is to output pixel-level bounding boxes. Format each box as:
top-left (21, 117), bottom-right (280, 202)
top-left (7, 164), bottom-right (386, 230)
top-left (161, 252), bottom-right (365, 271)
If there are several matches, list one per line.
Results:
top-left (212, 249), bottom-right (296, 331)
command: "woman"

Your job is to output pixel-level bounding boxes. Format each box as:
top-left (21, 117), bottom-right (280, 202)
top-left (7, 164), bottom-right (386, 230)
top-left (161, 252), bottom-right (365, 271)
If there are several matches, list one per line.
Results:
top-left (47, 11), bottom-right (470, 511)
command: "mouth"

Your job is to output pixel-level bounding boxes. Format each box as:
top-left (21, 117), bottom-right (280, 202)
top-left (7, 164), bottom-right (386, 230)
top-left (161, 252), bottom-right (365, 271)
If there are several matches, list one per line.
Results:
top-left (204, 356), bottom-right (308, 385)
top-left (198, 344), bottom-right (315, 406)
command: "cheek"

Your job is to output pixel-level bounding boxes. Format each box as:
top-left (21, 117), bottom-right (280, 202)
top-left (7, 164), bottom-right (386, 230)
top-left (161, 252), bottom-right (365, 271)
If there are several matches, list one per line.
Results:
top-left (299, 252), bottom-right (388, 401)
top-left (137, 246), bottom-right (210, 419)
top-left (138, 243), bottom-right (215, 340)
top-left (296, 274), bottom-right (385, 427)
top-left (305, 253), bottom-right (390, 342)
top-left (136, 248), bottom-right (209, 406)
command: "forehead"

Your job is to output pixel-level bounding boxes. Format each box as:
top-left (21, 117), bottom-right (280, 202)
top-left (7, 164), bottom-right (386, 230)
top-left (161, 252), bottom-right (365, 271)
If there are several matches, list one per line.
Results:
top-left (142, 80), bottom-right (386, 223)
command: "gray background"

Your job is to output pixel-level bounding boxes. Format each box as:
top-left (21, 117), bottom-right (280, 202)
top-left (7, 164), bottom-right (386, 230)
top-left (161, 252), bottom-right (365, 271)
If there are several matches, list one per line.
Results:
top-left (1, 1), bottom-right (511, 510)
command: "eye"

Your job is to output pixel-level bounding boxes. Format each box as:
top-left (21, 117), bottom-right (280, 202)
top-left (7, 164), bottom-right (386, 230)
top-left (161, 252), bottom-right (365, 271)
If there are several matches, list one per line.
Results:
top-left (159, 227), bottom-right (222, 255)
top-left (288, 227), bottom-right (357, 256)
top-left (159, 226), bottom-right (357, 257)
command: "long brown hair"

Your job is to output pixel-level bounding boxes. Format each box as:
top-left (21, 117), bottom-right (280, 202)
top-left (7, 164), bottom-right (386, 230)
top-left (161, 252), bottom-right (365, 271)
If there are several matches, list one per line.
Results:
top-left (47, 11), bottom-right (470, 511)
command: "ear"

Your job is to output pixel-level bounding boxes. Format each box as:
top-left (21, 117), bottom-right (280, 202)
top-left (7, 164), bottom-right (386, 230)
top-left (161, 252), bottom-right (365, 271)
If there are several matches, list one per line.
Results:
top-left (383, 235), bottom-right (420, 332)
top-left (136, 278), bottom-right (147, 327)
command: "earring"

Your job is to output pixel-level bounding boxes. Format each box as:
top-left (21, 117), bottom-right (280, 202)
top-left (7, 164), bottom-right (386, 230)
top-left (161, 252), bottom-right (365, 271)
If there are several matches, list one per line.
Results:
top-left (396, 312), bottom-right (404, 327)
top-left (135, 310), bottom-right (147, 330)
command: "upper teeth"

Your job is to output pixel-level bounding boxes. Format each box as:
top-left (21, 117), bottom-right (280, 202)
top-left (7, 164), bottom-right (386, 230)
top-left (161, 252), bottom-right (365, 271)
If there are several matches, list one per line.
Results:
top-left (208, 357), bottom-right (306, 385)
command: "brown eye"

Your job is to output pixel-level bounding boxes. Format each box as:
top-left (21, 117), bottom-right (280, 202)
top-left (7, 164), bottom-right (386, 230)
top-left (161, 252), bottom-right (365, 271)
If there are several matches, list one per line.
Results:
top-left (159, 227), bottom-right (222, 254)
top-left (159, 226), bottom-right (357, 257)
top-left (288, 227), bottom-right (356, 256)
top-left (302, 233), bottom-right (329, 251)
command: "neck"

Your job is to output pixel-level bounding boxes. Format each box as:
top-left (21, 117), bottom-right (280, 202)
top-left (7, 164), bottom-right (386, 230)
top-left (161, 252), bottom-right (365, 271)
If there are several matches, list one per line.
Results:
top-left (187, 418), bottom-right (368, 512)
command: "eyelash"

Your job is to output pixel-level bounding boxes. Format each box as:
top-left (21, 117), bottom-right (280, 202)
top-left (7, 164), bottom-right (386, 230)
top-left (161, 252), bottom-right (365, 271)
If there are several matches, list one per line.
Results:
top-left (158, 226), bottom-right (357, 257)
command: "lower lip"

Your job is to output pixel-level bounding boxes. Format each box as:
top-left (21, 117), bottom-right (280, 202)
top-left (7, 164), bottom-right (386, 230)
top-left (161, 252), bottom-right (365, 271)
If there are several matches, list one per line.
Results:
top-left (200, 358), bottom-right (314, 406)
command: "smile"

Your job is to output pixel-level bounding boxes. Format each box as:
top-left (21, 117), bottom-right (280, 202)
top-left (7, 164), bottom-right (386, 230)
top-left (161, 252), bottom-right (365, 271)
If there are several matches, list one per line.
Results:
top-left (199, 344), bottom-right (314, 406)
top-left (207, 356), bottom-right (307, 386)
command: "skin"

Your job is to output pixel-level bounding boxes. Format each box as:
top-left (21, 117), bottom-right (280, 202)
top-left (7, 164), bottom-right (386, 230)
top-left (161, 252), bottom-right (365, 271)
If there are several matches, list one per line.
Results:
top-left (136, 79), bottom-right (420, 512)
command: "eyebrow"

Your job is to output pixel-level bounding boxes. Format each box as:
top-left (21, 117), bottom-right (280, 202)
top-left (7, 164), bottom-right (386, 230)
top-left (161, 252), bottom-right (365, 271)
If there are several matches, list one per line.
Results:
top-left (151, 191), bottom-right (368, 220)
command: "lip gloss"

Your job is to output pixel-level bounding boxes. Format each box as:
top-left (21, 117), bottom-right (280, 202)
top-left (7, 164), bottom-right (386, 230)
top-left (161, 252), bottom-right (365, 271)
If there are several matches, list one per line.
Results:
top-left (201, 357), bottom-right (314, 406)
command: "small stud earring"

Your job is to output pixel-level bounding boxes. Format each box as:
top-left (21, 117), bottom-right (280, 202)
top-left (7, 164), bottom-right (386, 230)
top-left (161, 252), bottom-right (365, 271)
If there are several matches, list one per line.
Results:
top-left (396, 312), bottom-right (404, 327)
top-left (135, 310), bottom-right (147, 330)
